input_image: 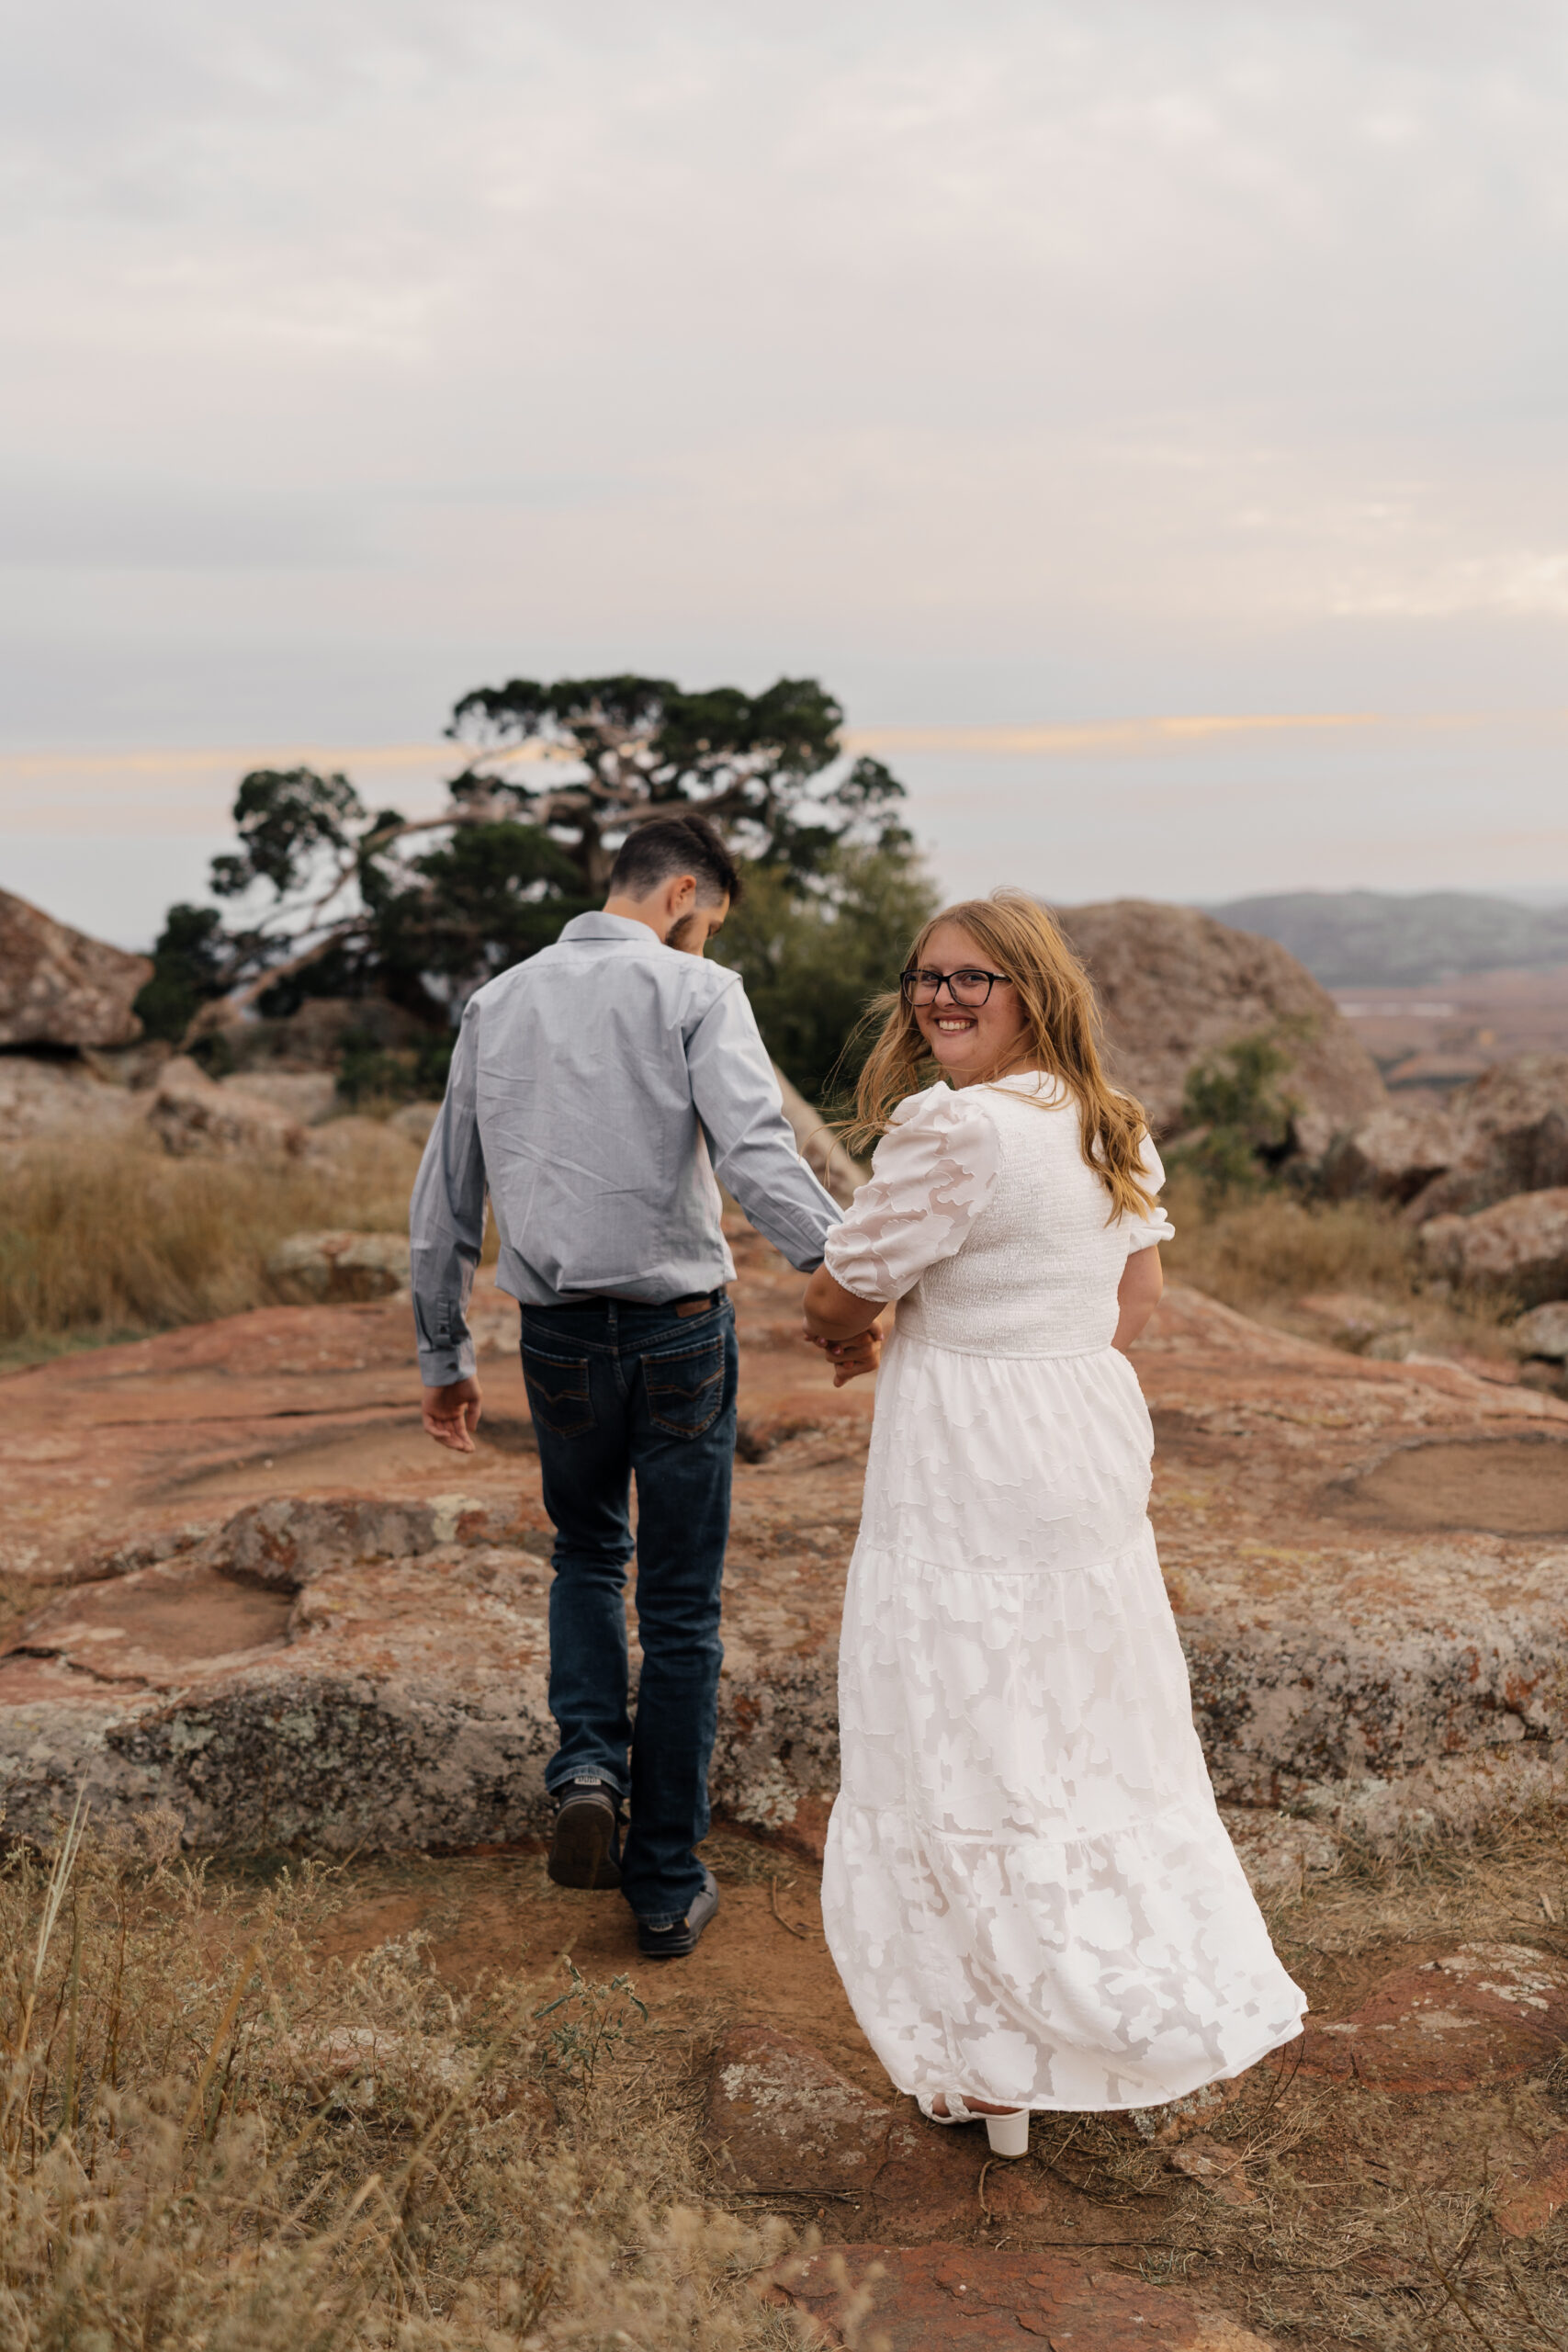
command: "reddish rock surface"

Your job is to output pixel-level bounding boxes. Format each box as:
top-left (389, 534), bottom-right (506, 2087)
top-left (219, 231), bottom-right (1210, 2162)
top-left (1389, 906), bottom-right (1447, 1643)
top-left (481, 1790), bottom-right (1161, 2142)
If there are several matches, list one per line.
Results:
top-left (773, 2243), bottom-right (1276, 2349)
top-left (707, 2026), bottom-right (980, 2232)
top-left (1293, 1943), bottom-right (1568, 2093)
top-left (5, 1235), bottom-right (1568, 1854)
top-left (0, 1225), bottom-right (869, 1849)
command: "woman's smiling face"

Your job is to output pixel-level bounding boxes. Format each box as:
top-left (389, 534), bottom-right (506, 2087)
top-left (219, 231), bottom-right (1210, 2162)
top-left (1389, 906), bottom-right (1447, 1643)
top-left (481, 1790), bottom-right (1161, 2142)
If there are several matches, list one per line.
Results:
top-left (909, 921), bottom-right (1033, 1086)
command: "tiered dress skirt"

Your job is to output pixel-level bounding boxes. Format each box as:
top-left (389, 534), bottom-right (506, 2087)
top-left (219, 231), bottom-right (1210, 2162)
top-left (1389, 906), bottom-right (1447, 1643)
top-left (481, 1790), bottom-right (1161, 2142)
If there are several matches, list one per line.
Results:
top-left (819, 1329), bottom-right (1306, 2111)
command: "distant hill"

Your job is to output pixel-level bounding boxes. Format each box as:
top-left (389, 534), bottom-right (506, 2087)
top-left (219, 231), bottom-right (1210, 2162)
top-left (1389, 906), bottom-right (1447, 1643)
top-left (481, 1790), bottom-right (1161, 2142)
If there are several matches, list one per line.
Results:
top-left (1207, 891), bottom-right (1568, 989)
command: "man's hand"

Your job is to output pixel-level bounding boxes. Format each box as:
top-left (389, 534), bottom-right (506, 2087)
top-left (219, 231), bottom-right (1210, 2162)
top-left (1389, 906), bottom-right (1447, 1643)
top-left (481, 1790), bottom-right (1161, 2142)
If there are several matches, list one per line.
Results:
top-left (423, 1375), bottom-right (484, 1453)
top-left (806, 1324), bottom-right (884, 1388)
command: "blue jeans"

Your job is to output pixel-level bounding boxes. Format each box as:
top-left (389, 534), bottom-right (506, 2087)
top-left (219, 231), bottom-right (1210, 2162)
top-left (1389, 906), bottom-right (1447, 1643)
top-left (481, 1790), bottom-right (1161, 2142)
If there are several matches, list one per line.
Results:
top-left (520, 1293), bottom-right (738, 1925)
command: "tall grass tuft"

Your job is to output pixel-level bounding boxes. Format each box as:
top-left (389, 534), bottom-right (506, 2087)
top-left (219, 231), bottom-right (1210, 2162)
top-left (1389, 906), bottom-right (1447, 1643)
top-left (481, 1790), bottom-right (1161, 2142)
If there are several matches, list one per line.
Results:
top-left (1160, 1175), bottom-right (1422, 1309)
top-left (1160, 1172), bottom-right (1517, 1357)
top-left (0, 1126), bottom-right (423, 1349)
top-left (0, 1814), bottom-right (806, 2350)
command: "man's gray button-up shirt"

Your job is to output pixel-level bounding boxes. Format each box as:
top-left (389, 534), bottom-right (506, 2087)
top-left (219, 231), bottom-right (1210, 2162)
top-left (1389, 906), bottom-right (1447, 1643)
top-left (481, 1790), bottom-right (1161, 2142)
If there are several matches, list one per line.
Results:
top-left (408, 911), bottom-right (842, 1386)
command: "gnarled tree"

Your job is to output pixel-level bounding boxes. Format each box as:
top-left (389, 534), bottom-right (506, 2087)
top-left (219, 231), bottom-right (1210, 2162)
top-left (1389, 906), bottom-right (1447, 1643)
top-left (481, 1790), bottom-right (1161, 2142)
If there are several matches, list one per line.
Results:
top-left (135, 675), bottom-right (913, 1074)
top-left (446, 673), bottom-right (906, 888)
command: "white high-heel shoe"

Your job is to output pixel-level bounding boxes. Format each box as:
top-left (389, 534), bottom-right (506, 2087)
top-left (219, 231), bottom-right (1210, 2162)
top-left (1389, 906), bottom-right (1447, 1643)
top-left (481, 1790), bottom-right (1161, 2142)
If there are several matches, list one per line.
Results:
top-left (917, 2092), bottom-right (1030, 2158)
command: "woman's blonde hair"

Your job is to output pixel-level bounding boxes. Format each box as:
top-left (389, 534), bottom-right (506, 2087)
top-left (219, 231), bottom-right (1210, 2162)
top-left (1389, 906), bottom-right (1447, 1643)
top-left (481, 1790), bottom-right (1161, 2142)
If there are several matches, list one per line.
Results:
top-left (845, 888), bottom-right (1152, 1221)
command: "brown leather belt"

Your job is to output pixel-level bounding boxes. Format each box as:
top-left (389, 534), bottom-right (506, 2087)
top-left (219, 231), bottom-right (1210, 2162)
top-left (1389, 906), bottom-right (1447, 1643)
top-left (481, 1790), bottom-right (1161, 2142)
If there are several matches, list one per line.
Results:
top-left (530, 1287), bottom-right (726, 1317)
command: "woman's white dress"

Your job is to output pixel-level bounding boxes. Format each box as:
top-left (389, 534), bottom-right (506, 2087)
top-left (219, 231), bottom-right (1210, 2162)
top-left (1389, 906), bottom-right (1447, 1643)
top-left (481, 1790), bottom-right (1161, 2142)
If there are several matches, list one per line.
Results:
top-left (819, 1075), bottom-right (1305, 2113)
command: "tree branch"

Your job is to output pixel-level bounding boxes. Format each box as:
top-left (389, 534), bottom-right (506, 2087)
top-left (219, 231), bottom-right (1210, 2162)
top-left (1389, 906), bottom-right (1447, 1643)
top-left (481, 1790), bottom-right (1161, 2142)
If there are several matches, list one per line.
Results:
top-left (180, 921), bottom-right (367, 1049)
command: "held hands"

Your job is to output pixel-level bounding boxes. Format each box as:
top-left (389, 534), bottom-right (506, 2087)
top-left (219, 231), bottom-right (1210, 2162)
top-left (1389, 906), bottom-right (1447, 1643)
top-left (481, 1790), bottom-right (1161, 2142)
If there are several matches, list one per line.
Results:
top-left (422, 1375), bottom-right (483, 1453)
top-left (806, 1323), bottom-right (884, 1388)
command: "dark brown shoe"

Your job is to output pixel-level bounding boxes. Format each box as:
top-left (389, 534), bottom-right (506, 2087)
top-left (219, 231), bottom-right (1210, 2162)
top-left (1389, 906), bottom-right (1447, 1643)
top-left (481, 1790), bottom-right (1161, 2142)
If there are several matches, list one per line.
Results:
top-left (637, 1865), bottom-right (718, 1959)
top-left (547, 1781), bottom-right (623, 1890)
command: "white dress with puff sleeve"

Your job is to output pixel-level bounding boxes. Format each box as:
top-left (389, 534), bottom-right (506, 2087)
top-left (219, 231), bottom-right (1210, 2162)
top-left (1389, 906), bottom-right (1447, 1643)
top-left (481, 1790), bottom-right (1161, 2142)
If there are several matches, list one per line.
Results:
top-left (819, 1075), bottom-right (1304, 2112)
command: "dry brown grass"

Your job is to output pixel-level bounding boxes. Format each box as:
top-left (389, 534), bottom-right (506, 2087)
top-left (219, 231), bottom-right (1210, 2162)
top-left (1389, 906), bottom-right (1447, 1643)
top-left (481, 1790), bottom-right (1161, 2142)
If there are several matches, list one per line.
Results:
top-left (1160, 1173), bottom-right (1521, 1364)
top-left (995, 1816), bottom-right (1568, 2350)
top-left (0, 1125), bottom-right (430, 1356)
top-left (0, 1811), bottom-right (815, 2352)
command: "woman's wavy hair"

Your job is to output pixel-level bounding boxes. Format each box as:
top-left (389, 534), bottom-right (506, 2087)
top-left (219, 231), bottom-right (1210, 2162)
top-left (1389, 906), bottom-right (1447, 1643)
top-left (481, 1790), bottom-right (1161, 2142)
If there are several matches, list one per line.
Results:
top-left (844, 889), bottom-right (1152, 1222)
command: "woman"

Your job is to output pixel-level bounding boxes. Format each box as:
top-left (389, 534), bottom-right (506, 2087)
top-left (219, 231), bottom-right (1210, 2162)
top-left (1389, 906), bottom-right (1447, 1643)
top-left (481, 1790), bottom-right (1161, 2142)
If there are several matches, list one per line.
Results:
top-left (804, 892), bottom-right (1304, 2159)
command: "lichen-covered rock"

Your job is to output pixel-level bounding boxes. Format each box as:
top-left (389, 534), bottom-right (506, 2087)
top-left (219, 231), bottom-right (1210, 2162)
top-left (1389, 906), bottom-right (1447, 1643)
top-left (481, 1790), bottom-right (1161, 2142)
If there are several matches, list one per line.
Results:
top-left (389, 1100), bottom-right (444, 1147)
top-left (1418, 1189), bottom-right (1568, 1306)
top-left (227, 1071), bottom-right (337, 1125)
top-left (146, 1057), bottom-right (307, 1159)
top-left (267, 1231), bottom-right (411, 1304)
top-left (1054, 899), bottom-right (1386, 1155)
top-left (1405, 1054), bottom-right (1568, 1223)
top-left (0, 888), bottom-right (152, 1048)
top-left (0, 1052), bottom-right (144, 1144)
top-left (1319, 1100), bottom-right (1459, 1204)
top-left (1292, 1291), bottom-right (1416, 1355)
top-left (6, 1258), bottom-right (1568, 1860)
top-left (1517, 1302), bottom-right (1568, 1363)
top-left (706, 2025), bottom-right (910, 2195)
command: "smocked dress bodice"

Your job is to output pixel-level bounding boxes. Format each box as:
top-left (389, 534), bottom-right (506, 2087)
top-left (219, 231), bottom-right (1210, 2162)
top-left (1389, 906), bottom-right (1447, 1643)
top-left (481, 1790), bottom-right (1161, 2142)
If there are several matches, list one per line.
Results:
top-left (824, 1074), bottom-right (1170, 1358)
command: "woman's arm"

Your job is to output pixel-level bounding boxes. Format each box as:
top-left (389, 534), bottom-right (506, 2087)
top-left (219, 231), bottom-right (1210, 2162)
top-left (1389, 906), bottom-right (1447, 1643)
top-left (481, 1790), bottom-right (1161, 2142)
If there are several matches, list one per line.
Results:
top-left (1112, 1246), bottom-right (1164, 1354)
top-left (804, 1265), bottom-right (885, 1341)
top-left (803, 1267), bottom-right (886, 1385)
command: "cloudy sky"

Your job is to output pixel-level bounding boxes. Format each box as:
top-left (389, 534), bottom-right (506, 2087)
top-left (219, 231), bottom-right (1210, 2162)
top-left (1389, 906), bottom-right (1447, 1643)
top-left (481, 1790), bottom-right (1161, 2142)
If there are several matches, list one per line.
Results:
top-left (4, 0), bottom-right (1567, 942)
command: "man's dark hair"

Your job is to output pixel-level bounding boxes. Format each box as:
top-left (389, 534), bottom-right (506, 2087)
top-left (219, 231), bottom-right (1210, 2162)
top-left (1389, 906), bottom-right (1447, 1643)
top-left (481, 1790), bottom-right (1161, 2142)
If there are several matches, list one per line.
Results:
top-left (607, 811), bottom-right (743, 905)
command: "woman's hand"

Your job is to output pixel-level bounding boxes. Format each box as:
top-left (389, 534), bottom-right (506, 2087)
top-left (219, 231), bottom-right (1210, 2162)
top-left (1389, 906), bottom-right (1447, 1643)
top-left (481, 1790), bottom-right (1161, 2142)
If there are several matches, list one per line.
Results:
top-left (807, 1326), bottom-right (884, 1386)
top-left (803, 1264), bottom-right (886, 1385)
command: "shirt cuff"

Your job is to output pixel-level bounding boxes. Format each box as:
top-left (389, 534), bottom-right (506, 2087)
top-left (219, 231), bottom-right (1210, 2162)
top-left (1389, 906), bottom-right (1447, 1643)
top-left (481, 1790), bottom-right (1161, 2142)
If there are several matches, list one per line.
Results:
top-left (417, 1340), bottom-right (475, 1387)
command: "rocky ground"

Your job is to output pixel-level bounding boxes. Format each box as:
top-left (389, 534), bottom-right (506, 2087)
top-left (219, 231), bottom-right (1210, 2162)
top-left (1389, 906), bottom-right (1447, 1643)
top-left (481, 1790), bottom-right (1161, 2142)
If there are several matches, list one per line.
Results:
top-left (231, 1815), bottom-right (1568, 2347)
top-left (5, 1217), bottom-right (1567, 1859)
top-left (7, 1226), bottom-right (1568, 2344)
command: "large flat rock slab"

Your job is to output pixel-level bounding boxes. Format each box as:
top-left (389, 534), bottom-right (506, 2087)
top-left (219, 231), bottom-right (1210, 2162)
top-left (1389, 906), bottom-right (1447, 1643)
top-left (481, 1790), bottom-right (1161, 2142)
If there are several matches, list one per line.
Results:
top-left (0, 1225), bottom-right (868, 1849)
top-left (1139, 1287), bottom-right (1568, 1834)
top-left (774, 2243), bottom-right (1276, 2349)
top-left (4, 1237), bottom-right (1568, 1853)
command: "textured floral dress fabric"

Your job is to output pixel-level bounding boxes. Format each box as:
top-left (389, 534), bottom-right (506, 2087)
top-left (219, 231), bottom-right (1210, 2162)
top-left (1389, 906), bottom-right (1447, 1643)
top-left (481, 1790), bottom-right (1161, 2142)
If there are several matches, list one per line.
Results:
top-left (819, 1075), bottom-right (1305, 2111)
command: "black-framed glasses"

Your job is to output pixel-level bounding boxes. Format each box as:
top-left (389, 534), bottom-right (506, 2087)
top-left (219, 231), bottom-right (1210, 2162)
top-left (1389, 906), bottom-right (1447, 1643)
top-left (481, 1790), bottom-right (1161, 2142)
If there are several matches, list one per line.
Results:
top-left (900, 965), bottom-right (1010, 1008)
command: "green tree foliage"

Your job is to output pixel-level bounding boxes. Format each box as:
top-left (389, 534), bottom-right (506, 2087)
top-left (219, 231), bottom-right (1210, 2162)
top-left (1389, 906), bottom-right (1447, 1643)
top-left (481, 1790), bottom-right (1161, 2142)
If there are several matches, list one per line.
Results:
top-left (137, 676), bottom-right (913, 1105)
top-left (446, 673), bottom-right (905, 887)
top-left (713, 839), bottom-right (938, 1107)
top-left (132, 905), bottom-right (231, 1041)
top-left (1168, 1026), bottom-right (1305, 1200)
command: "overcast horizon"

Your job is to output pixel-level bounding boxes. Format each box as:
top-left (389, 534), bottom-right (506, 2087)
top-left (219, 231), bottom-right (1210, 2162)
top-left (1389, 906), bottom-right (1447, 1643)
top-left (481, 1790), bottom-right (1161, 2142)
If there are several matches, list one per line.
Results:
top-left (5, 1), bottom-right (1568, 941)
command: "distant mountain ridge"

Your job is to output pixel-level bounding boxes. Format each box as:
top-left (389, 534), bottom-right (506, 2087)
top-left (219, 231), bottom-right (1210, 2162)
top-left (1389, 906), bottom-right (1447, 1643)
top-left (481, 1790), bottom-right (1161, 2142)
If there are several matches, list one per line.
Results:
top-left (1206, 891), bottom-right (1568, 989)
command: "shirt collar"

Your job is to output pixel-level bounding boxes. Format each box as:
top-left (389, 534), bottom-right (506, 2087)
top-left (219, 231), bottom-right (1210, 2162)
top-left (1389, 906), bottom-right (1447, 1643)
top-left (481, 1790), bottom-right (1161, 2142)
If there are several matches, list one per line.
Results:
top-left (559, 911), bottom-right (662, 944)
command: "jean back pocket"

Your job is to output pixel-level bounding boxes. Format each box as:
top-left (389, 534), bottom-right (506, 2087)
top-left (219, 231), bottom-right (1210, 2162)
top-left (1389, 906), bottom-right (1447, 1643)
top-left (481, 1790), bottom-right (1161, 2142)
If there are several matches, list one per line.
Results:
top-left (642, 1335), bottom-right (727, 1438)
top-left (522, 1345), bottom-right (595, 1439)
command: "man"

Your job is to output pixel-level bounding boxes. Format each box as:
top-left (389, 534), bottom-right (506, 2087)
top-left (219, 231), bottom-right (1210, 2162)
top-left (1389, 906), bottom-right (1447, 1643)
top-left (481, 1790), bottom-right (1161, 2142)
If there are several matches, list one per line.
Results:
top-left (410, 810), bottom-right (871, 1957)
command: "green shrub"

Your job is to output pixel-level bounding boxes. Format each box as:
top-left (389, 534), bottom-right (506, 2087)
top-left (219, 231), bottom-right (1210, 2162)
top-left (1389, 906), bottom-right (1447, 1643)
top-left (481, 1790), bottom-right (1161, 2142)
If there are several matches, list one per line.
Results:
top-left (1167, 1024), bottom-right (1305, 1201)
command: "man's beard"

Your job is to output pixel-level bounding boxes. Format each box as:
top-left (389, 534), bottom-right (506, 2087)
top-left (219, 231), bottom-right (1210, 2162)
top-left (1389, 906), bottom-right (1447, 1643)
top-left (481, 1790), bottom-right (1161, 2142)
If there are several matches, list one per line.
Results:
top-left (663, 912), bottom-right (700, 952)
